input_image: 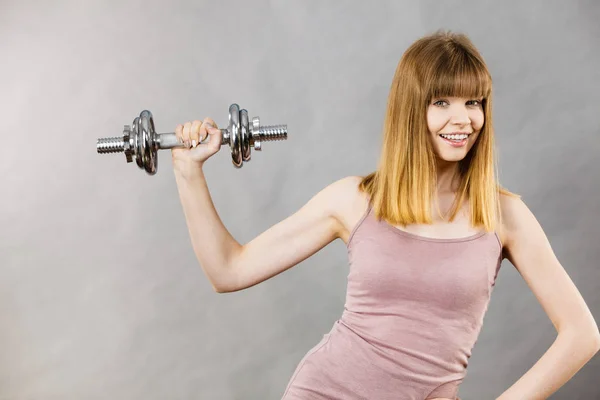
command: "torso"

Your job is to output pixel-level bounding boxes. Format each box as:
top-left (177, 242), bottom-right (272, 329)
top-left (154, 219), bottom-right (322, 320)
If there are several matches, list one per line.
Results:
top-left (336, 176), bottom-right (507, 250)
top-left (284, 177), bottom-right (506, 400)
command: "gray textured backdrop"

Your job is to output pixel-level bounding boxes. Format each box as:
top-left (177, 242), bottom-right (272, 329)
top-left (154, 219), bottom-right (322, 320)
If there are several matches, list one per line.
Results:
top-left (1, 1), bottom-right (599, 399)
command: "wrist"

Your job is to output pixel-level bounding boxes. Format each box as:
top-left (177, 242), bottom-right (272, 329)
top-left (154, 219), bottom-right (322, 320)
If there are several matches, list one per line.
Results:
top-left (173, 162), bottom-right (206, 182)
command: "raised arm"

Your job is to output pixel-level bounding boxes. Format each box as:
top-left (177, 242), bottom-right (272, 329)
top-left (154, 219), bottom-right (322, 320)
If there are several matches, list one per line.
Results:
top-left (172, 118), bottom-right (353, 293)
top-left (176, 172), bottom-right (350, 293)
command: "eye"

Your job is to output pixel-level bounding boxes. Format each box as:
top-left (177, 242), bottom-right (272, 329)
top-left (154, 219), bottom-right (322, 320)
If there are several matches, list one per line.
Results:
top-left (432, 99), bottom-right (483, 107)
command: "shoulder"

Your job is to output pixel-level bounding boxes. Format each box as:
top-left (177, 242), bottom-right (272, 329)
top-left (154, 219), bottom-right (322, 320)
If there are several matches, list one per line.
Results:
top-left (499, 191), bottom-right (528, 232)
top-left (332, 175), bottom-right (365, 196)
top-left (498, 191), bottom-right (534, 257)
top-left (324, 175), bottom-right (371, 244)
top-left (321, 175), bottom-right (365, 205)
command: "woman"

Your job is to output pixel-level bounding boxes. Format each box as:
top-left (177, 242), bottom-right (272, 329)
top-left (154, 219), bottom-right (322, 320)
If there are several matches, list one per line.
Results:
top-left (171, 30), bottom-right (600, 400)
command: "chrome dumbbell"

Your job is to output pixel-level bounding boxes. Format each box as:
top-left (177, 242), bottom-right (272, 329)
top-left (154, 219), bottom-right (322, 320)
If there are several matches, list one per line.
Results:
top-left (96, 103), bottom-right (288, 175)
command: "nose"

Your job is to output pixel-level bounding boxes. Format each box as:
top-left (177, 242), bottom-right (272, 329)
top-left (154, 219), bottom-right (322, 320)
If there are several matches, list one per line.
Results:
top-left (450, 106), bottom-right (470, 126)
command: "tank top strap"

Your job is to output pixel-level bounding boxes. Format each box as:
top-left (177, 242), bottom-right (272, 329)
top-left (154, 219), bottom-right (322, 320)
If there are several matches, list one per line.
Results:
top-left (347, 201), bottom-right (374, 248)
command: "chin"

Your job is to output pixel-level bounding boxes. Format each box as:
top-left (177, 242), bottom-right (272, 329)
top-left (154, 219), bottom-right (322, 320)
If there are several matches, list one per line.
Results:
top-left (437, 154), bottom-right (467, 163)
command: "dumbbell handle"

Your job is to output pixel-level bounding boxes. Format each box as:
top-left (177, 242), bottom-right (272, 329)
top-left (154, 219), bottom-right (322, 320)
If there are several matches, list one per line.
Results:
top-left (155, 130), bottom-right (228, 149)
top-left (95, 131), bottom-right (215, 153)
top-left (156, 124), bottom-right (288, 149)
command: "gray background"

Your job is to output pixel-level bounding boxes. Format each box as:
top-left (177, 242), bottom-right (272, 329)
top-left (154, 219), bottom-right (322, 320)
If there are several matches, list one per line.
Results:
top-left (1, 0), bottom-right (599, 399)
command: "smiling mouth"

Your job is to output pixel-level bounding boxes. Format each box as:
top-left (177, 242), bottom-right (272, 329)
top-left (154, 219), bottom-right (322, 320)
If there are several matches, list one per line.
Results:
top-left (439, 133), bottom-right (471, 140)
top-left (440, 135), bottom-right (467, 140)
top-left (438, 134), bottom-right (469, 146)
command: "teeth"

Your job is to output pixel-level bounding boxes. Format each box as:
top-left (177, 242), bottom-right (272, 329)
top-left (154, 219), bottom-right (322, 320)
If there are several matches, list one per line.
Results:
top-left (440, 134), bottom-right (468, 140)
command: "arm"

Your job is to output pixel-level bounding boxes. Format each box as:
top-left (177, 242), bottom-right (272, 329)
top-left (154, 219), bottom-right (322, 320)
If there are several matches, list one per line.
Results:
top-left (175, 168), bottom-right (350, 293)
top-left (174, 168), bottom-right (243, 292)
top-left (216, 176), bottom-right (352, 293)
top-left (496, 195), bottom-right (600, 400)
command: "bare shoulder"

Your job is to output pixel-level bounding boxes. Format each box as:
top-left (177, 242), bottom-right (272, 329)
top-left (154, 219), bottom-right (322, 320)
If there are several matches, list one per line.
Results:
top-left (326, 175), bottom-right (371, 245)
top-left (498, 191), bottom-right (528, 257)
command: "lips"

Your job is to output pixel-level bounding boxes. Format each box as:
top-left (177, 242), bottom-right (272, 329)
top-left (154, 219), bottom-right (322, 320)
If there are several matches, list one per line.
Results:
top-left (439, 132), bottom-right (471, 136)
top-left (439, 135), bottom-right (468, 147)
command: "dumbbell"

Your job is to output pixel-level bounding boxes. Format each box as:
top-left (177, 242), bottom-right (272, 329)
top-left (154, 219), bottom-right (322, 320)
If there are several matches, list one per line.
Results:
top-left (96, 103), bottom-right (288, 175)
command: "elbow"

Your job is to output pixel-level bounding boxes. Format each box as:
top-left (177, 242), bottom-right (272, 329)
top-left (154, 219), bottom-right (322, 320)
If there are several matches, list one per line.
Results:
top-left (212, 280), bottom-right (246, 294)
top-left (211, 277), bottom-right (238, 294)
top-left (562, 325), bottom-right (600, 355)
top-left (591, 332), bottom-right (600, 353)
top-left (588, 323), bottom-right (600, 351)
top-left (207, 263), bottom-right (240, 294)
top-left (213, 284), bottom-right (230, 294)
top-left (211, 280), bottom-right (231, 293)
top-left (586, 336), bottom-right (600, 360)
top-left (208, 257), bottom-right (243, 294)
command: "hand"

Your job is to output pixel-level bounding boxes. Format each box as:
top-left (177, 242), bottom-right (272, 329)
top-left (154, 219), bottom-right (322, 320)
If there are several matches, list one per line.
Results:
top-left (171, 117), bottom-right (223, 174)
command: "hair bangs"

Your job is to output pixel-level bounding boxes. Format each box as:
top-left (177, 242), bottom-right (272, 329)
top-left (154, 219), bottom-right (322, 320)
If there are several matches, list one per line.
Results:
top-left (426, 51), bottom-right (492, 102)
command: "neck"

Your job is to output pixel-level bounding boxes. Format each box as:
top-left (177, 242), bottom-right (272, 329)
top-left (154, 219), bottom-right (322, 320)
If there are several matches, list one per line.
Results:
top-left (435, 160), bottom-right (460, 194)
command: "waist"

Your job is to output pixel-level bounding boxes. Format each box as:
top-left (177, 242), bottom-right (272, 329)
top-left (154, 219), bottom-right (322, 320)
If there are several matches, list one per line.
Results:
top-left (337, 309), bottom-right (478, 371)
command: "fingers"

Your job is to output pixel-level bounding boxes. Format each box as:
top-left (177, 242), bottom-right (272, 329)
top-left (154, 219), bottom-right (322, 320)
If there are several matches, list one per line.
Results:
top-left (204, 117), bottom-right (217, 129)
top-left (175, 124), bottom-right (184, 144)
top-left (176, 117), bottom-right (219, 149)
top-left (199, 117), bottom-right (218, 144)
top-left (189, 120), bottom-right (203, 147)
top-left (204, 119), bottom-right (222, 151)
top-left (182, 121), bottom-right (192, 148)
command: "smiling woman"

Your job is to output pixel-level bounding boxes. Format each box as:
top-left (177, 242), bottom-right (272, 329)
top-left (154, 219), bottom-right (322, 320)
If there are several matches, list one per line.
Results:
top-left (275, 31), bottom-right (517, 400)
top-left (170, 29), bottom-right (599, 400)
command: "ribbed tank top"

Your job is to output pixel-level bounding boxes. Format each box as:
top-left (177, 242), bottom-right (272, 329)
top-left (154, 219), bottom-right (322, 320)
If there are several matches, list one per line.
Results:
top-left (282, 202), bottom-right (504, 400)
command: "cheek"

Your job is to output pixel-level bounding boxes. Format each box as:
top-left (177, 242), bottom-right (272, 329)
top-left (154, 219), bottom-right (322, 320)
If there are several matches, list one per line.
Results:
top-left (471, 111), bottom-right (485, 129)
top-left (427, 111), bottom-right (445, 132)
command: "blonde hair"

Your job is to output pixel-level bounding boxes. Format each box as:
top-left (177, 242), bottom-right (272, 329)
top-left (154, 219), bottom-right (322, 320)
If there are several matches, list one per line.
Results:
top-left (359, 30), bottom-right (519, 232)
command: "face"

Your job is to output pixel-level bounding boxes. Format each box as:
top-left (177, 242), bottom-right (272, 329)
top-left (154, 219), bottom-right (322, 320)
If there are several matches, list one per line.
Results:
top-left (427, 96), bottom-right (484, 163)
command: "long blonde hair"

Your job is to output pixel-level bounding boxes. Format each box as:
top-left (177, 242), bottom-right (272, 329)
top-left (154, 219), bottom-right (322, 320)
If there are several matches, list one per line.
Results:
top-left (359, 30), bottom-right (519, 232)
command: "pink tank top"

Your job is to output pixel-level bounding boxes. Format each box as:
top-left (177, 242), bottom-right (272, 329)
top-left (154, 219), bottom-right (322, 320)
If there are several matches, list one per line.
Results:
top-left (282, 202), bottom-right (503, 400)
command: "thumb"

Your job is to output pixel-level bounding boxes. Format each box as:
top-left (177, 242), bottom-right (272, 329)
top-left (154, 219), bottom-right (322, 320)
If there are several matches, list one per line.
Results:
top-left (205, 125), bottom-right (223, 151)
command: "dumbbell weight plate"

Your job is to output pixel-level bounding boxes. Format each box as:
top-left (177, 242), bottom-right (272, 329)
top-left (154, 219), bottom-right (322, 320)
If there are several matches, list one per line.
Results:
top-left (240, 108), bottom-right (251, 163)
top-left (139, 111), bottom-right (158, 175)
top-left (228, 104), bottom-right (242, 168)
top-left (132, 116), bottom-right (143, 169)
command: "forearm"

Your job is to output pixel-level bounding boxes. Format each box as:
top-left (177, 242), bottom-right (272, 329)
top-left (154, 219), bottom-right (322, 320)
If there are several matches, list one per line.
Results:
top-left (174, 167), bottom-right (242, 292)
top-left (496, 331), bottom-right (600, 400)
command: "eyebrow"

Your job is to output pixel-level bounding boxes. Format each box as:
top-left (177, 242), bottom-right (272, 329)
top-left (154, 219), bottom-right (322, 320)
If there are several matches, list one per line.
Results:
top-left (431, 96), bottom-right (484, 101)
